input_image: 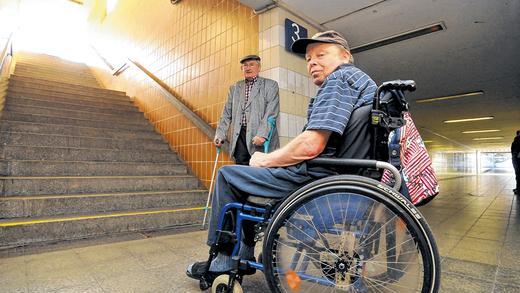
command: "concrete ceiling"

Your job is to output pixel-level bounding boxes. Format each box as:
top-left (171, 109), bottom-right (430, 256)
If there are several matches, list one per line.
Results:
top-left (246, 0), bottom-right (520, 152)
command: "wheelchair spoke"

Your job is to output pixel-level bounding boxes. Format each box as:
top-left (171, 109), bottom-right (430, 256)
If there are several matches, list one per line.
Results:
top-left (280, 222), bottom-right (339, 258)
top-left (298, 206), bottom-right (342, 258)
top-left (263, 183), bottom-right (439, 293)
top-left (325, 195), bottom-right (340, 236)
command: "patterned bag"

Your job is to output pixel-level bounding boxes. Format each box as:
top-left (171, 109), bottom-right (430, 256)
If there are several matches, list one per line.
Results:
top-left (382, 112), bottom-right (439, 206)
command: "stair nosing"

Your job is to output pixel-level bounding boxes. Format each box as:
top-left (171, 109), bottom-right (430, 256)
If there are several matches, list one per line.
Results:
top-left (0, 130), bottom-right (165, 143)
top-left (0, 189), bottom-right (207, 200)
top-left (1, 143), bottom-right (173, 153)
top-left (7, 86), bottom-right (130, 102)
top-left (2, 110), bottom-right (153, 128)
top-left (0, 119), bottom-right (161, 137)
top-left (0, 206), bottom-right (206, 227)
top-left (6, 95), bottom-right (139, 113)
top-left (0, 159), bottom-right (181, 165)
top-left (0, 175), bottom-right (195, 179)
top-left (4, 103), bottom-right (145, 121)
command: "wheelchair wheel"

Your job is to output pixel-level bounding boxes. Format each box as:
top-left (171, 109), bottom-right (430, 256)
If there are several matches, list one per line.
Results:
top-left (211, 275), bottom-right (243, 293)
top-left (263, 175), bottom-right (440, 293)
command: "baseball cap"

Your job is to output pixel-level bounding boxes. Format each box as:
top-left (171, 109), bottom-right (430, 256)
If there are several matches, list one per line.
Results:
top-left (291, 30), bottom-right (350, 54)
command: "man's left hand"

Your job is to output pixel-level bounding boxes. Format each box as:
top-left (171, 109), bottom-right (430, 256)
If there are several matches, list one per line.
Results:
top-left (252, 136), bottom-right (266, 146)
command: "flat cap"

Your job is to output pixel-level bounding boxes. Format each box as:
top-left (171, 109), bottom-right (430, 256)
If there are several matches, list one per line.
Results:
top-left (240, 54), bottom-right (261, 64)
top-left (291, 30), bottom-right (350, 54)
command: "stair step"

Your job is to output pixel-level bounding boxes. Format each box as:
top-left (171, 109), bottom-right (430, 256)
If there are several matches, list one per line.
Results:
top-left (15, 58), bottom-right (91, 69)
top-left (0, 145), bottom-right (178, 162)
top-left (0, 175), bottom-right (201, 196)
top-left (9, 75), bottom-right (127, 97)
top-left (8, 84), bottom-right (131, 103)
top-left (14, 63), bottom-right (95, 76)
top-left (0, 120), bottom-right (162, 140)
top-left (13, 72), bottom-right (100, 87)
top-left (6, 94), bottom-right (140, 115)
top-left (1, 111), bottom-right (154, 131)
top-left (7, 91), bottom-right (137, 110)
top-left (9, 74), bottom-right (126, 97)
top-left (0, 190), bottom-right (207, 218)
top-left (0, 206), bottom-right (205, 248)
top-left (0, 160), bottom-right (187, 176)
top-left (0, 131), bottom-right (170, 151)
top-left (13, 69), bottom-right (98, 82)
top-left (4, 103), bottom-right (146, 124)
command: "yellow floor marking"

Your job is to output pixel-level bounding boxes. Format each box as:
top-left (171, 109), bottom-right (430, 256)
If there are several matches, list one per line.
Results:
top-left (0, 206), bottom-right (209, 227)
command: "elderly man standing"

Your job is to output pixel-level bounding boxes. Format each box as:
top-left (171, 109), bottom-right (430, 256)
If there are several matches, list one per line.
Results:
top-left (187, 31), bottom-right (376, 282)
top-left (214, 55), bottom-right (280, 165)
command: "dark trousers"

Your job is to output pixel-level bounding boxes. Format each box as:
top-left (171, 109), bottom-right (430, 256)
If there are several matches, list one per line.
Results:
top-left (234, 126), bottom-right (251, 165)
top-left (513, 156), bottom-right (520, 191)
top-left (206, 164), bottom-right (320, 247)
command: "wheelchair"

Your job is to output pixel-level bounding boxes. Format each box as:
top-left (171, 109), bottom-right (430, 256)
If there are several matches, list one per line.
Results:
top-left (201, 80), bottom-right (441, 293)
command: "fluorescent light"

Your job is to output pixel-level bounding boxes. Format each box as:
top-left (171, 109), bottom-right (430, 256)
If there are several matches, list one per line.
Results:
top-left (443, 116), bottom-right (494, 123)
top-left (416, 91), bottom-right (483, 103)
top-left (423, 140), bottom-right (433, 143)
top-left (462, 129), bottom-right (501, 134)
top-left (472, 137), bottom-right (504, 141)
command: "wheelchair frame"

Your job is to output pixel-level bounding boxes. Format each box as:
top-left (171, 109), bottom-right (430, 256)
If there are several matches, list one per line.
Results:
top-left (201, 80), bottom-right (440, 293)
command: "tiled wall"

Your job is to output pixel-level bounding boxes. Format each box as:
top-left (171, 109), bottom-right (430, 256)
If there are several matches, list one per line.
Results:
top-left (256, 8), bottom-right (319, 146)
top-left (88, 0), bottom-right (259, 188)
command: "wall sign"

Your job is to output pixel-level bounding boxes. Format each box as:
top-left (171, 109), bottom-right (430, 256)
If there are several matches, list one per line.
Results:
top-left (284, 18), bottom-right (308, 54)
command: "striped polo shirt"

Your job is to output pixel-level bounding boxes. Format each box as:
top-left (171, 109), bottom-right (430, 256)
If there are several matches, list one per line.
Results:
top-left (304, 63), bottom-right (377, 157)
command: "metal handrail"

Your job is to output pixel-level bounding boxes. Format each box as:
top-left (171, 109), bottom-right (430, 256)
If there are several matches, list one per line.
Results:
top-left (126, 58), bottom-right (230, 154)
top-left (0, 33), bottom-right (14, 75)
top-left (90, 46), bottom-right (229, 153)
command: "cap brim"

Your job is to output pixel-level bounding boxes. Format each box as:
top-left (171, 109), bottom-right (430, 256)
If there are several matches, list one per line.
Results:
top-left (240, 57), bottom-right (260, 64)
top-left (291, 38), bottom-right (335, 54)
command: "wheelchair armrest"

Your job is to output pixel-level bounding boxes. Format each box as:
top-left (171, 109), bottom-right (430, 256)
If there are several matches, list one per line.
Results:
top-left (307, 158), bottom-right (402, 191)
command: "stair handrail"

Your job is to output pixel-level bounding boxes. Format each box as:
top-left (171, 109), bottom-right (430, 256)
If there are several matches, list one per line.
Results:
top-left (0, 33), bottom-right (14, 75)
top-left (90, 46), bottom-right (230, 153)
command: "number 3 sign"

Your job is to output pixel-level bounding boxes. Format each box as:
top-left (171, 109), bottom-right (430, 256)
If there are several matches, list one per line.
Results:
top-left (285, 18), bottom-right (308, 54)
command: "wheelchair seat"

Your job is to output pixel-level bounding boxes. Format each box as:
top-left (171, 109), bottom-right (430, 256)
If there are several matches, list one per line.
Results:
top-left (245, 195), bottom-right (278, 207)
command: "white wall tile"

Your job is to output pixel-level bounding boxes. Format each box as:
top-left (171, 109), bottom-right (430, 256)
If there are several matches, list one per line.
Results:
top-left (287, 70), bottom-right (295, 92)
top-left (271, 67), bottom-right (280, 83)
top-left (264, 30), bottom-right (271, 50)
top-left (271, 25), bottom-right (280, 47)
top-left (279, 112), bottom-right (289, 137)
top-left (279, 67), bottom-right (288, 90)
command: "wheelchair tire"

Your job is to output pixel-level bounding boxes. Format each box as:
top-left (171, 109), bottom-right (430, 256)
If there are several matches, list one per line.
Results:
top-left (263, 175), bottom-right (440, 293)
top-left (211, 275), bottom-right (243, 293)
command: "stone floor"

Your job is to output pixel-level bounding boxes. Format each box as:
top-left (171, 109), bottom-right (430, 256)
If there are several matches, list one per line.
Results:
top-left (1, 174), bottom-right (519, 292)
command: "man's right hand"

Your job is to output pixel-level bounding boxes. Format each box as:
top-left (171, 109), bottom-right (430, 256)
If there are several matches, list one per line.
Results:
top-left (214, 138), bottom-right (224, 147)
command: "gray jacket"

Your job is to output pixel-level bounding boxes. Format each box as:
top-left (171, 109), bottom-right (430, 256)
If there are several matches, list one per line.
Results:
top-left (215, 77), bottom-right (280, 158)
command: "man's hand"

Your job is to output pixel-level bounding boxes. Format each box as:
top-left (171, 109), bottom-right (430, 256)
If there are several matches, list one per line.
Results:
top-left (214, 137), bottom-right (224, 147)
top-left (250, 151), bottom-right (269, 167)
top-left (252, 135), bottom-right (266, 146)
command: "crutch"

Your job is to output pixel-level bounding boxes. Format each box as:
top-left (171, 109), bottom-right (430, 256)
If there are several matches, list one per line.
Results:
top-left (263, 116), bottom-right (277, 153)
top-left (202, 146), bottom-right (221, 229)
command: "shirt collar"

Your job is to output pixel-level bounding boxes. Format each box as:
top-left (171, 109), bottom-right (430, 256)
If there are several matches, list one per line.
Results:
top-left (245, 76), bottom-right (258, 84)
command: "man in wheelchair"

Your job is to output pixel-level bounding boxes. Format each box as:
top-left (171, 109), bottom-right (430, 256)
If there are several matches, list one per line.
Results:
top-left (187, 30), bottom-right (378, 284)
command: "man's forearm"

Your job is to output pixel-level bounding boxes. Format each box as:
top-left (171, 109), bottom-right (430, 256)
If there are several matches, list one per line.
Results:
top-left (250, 130), bottom-right (330, 167)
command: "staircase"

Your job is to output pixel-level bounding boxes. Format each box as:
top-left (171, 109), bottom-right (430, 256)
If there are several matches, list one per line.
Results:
top-left (0, 53), bottom-right (207, 249)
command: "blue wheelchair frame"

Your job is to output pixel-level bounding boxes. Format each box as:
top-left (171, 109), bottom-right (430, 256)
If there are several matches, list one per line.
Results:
top-left (216, 201), bottom-right (346, 288)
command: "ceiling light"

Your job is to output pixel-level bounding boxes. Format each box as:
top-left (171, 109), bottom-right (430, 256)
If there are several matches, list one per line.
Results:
top-left (443, 116), bottom-right (494, 123)
top-left (416, 91), bottom-right (483, 103)
top-left (462, 129), bottom-right (501, 134)
top-left (423, 140), bottom-right (433, 143)
top-left (351, 22), bottom-right (446, 54)
top-left (472, 137), bottom-right (504, 141)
